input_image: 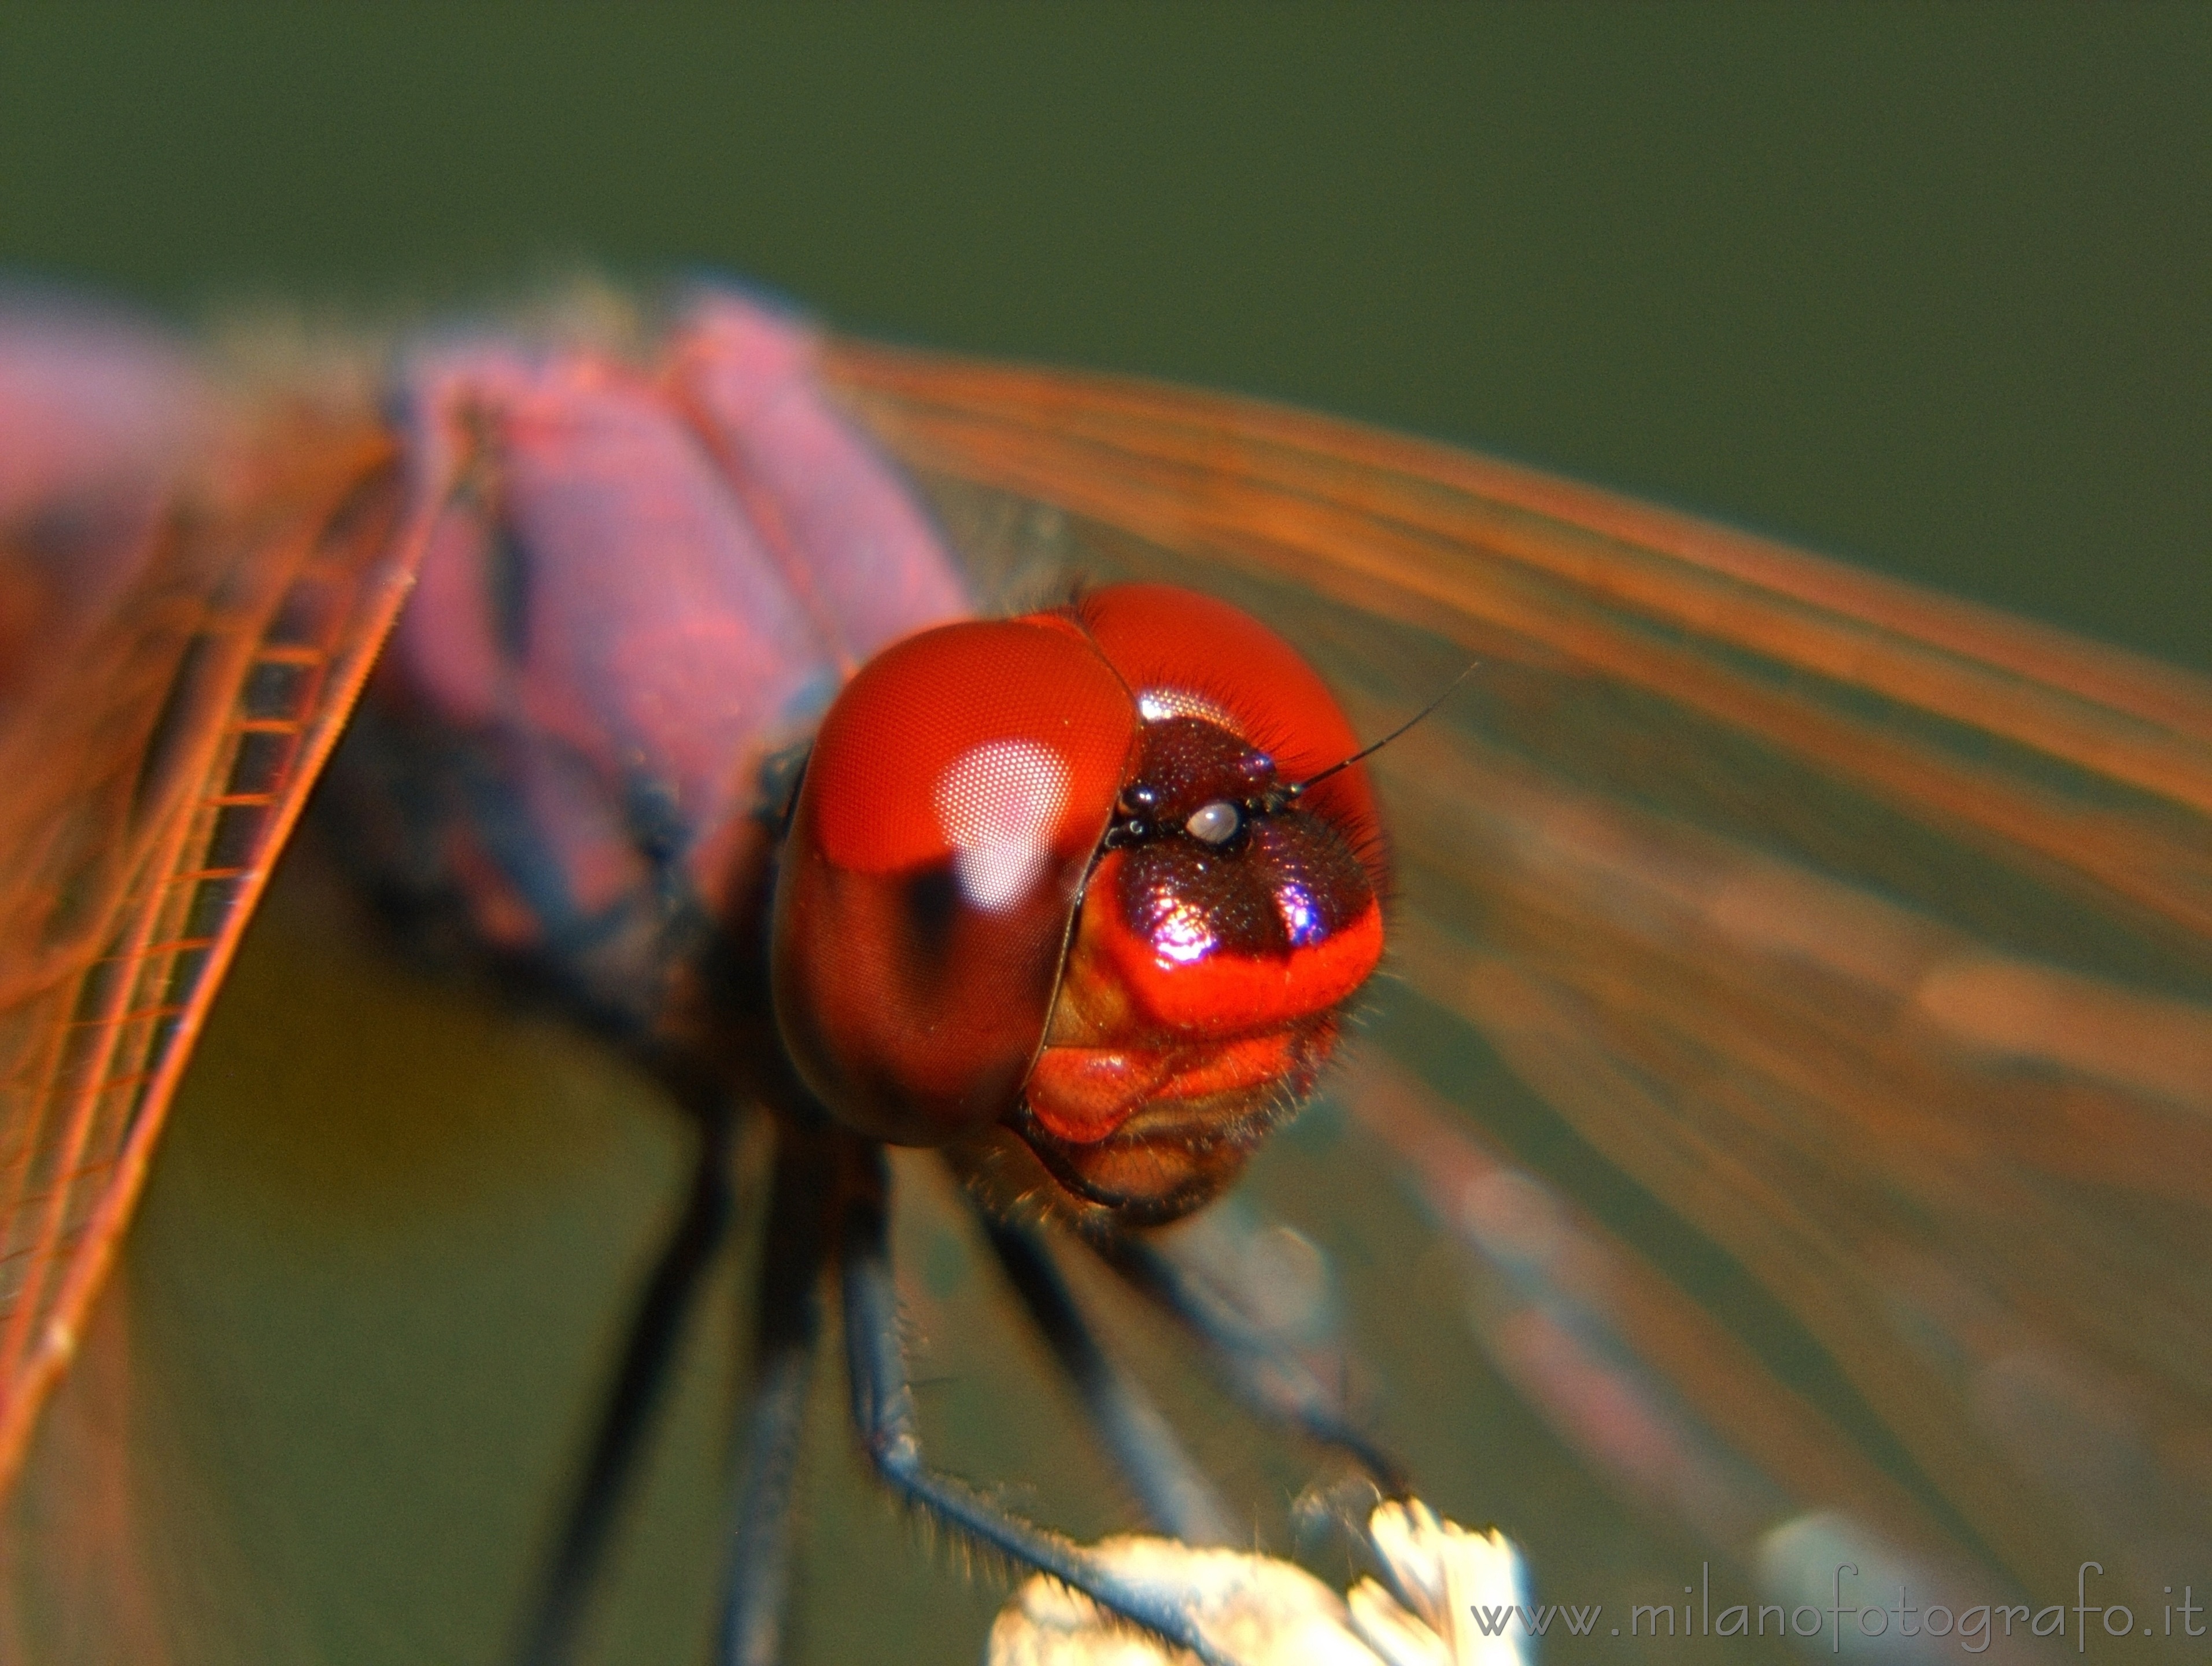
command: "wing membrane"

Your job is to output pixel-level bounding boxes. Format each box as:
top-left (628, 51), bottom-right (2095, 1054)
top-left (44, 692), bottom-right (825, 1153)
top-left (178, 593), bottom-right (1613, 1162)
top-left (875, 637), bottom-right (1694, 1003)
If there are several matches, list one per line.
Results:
top-left (825, 340), bottom-right (2212, 1611)
top-left (0, 396), bottom-right (420, 1492)
top-left (822, 348), bottom-right (2212, 940)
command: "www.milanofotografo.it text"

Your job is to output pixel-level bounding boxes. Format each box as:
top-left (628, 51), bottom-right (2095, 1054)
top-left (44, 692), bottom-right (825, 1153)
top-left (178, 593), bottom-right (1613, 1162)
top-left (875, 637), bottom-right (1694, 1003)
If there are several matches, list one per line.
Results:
top-left (1463, 1563), bottom-right (2206, 1652)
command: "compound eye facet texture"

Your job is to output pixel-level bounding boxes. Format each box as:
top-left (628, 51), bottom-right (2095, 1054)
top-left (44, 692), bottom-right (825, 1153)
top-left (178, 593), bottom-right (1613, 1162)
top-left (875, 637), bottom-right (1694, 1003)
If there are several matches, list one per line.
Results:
top-left (771, 614), bottom-right (1137, 1145)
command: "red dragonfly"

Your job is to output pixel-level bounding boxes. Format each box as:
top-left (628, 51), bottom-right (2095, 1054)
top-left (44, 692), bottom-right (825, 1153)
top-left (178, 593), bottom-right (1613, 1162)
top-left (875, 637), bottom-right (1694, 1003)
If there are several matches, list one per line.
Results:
top-left (0, 283), bottom-right (2206, 1665)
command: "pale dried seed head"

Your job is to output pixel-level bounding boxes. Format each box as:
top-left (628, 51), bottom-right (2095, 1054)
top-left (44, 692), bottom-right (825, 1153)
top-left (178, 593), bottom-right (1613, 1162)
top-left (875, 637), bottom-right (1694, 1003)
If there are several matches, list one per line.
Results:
top-left (986, 1502), bottom-right (1531, 1666)
top-left (1352, 1499), bottom-right (1531, 1666)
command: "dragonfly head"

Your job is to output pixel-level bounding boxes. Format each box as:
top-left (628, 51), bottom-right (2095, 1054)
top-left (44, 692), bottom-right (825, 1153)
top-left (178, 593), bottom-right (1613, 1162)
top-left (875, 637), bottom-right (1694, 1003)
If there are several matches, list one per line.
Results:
top-left (769, 584), bottom-right (1385, 1226)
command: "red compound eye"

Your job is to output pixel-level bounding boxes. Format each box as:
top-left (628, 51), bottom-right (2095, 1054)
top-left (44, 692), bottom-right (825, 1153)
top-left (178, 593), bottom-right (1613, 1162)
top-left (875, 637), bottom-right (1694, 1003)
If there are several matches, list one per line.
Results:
top-left (771, 614), bottom-right (1137, 1145)
top-left (772, 584), bottom-right (1387, 1225)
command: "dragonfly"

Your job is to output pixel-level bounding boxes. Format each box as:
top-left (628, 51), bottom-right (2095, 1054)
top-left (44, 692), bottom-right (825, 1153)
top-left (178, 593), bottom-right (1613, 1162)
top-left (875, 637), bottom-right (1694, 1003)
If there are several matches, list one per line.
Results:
top-left (0, 281), bottom-right (2206, 1666)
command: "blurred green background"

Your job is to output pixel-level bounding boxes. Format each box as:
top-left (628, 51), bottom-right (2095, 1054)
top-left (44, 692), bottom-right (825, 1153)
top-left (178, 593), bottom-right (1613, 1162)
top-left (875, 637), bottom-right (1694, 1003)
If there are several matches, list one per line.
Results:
top-left (2, 3), bottom-right (2204, 670)
top-left (3, 9), bottom-right (2206, 1665)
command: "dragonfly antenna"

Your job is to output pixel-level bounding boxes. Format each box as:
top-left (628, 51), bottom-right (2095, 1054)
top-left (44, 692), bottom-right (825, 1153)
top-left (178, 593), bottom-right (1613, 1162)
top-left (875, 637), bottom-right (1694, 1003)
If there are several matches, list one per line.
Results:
top-left (1287, 662), bottom-right (1478, 798)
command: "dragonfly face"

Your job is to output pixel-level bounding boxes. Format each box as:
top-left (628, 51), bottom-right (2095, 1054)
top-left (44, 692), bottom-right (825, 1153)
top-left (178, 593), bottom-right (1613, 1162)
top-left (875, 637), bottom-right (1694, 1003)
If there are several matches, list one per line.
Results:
top-left (1, 283), bottom-right (2207, 1665)
top-left (775, 582), bottom-right (1386, 1224)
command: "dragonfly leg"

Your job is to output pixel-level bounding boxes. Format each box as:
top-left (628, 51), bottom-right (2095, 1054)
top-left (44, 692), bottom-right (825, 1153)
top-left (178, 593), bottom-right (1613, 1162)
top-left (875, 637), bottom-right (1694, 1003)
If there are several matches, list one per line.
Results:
top-left (973, 1206), bottom-right (1235, 1547)
top-left (840, 1146), bottom-right (1246, 1666)
top-left (716, 1124), bottom-right (838, 1666)
top-left (515, 1106), bottom-right (738, 1666)
top-left (1090, 1229), bottom-right (1411, 1495)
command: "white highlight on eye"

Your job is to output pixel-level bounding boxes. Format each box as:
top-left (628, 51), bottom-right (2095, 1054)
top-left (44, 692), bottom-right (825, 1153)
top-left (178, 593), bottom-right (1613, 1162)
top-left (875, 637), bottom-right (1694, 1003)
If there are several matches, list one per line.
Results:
top-left (931, 739), bottom-right (1072, 913)
top-left (1136, 687), bottom-right (1239, 729)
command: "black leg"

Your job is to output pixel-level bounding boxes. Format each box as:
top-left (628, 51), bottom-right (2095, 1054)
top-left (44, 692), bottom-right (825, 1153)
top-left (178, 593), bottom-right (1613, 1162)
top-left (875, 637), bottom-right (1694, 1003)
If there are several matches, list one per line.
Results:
top-left (716, 1125), bottom-right (839, 1666)
top-left (515, 1109), bottom-right (738, 1666)
top-left (975, 1207), bottom-right (1234, 1547)
top-left (1091, 1225), bottom-right (1411, 1496)
top-left (839, 1147), bottom-right (1246, 1666)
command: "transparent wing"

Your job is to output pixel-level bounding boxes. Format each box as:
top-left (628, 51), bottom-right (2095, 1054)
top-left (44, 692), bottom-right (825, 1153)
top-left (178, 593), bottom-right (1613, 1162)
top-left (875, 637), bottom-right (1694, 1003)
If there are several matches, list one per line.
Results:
top-left (823, 341), bottom-right (2212, 1626)
top-left (0, 318), bottom-right (422, 1495)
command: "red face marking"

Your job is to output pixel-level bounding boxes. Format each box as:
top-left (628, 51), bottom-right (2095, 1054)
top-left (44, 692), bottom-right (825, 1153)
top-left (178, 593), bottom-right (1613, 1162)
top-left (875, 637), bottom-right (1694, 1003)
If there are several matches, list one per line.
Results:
top-left (771, 583), bottom-right (1386, 1222)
